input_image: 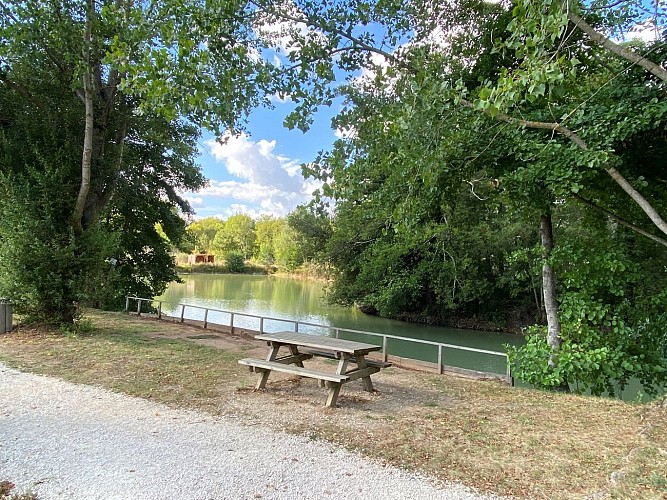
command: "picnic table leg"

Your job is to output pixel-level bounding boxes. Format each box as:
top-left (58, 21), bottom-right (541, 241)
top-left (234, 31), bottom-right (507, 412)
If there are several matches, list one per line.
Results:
top-left (256, 342), bottom-right (281, 390)
top-left (288, 345), bottom-right (305, 368)
top-left (356, 355), bottom-right (375, 392)
top-left (324, 382), bottom-right (342, 408)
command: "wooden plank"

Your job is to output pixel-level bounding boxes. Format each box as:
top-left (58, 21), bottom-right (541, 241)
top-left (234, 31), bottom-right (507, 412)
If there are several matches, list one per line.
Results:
top-left (274, 353), bottom-right (313, 365)
top-left (342, 366), bottom-right (380, 382)
top-left (238, 358), bottom-right (350, 383)
top-left (299, 348), bottom-right (392, 368)
top-left (255, 331), bottom-right (380, 355)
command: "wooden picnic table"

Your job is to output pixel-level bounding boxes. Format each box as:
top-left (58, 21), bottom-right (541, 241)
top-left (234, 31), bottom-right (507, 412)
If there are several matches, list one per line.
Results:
top-left (238, 331), bottom-right (391, 408)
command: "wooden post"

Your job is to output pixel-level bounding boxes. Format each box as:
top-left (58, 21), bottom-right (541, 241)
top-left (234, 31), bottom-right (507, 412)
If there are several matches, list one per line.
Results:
top-left (203, 309), bottom-right (208, 329)
top-left (295, 321), bottom-right (299, 333)
top-left (382, 336), bottom-right (388, 362)
top-left (125, 297), bottom-right (129, 312)
top-left (180, 304), bottom-right (185, 323)
top-left (136, 299), bottom-right (141, 315)
top-left (157, 301), bottom-right (162, 320)
top-left (259, 317), bottom-right (264, 334)
top-left (335, 328), bottom-right (340, 339)
top-left (230, 313), bottom-right (235, 334)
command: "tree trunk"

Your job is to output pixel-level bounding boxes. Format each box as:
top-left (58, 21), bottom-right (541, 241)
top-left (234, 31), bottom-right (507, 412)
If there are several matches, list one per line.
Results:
top-left (73, 0), bottom-right (95, 235)
top-left (540, 212), bottom-right (561, 355)
top-left (540, 211), bottom-right (569, 391)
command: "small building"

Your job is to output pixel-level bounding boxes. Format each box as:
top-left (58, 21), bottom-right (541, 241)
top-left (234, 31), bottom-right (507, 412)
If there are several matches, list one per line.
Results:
top-left (188, 254), bottom-right (215, 264)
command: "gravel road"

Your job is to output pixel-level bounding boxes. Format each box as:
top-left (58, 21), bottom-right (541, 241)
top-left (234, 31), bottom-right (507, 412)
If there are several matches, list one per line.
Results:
top-left (0, 363), bottom-right (495, 500)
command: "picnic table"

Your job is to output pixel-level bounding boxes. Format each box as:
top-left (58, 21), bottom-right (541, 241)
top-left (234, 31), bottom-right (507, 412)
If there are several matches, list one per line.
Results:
top-left (238, 331), bottom-right (391, 407)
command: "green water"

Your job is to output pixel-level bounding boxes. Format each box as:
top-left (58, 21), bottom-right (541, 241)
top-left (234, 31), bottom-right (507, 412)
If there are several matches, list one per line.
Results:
top-left (156, 274), bottom-right (522, 376)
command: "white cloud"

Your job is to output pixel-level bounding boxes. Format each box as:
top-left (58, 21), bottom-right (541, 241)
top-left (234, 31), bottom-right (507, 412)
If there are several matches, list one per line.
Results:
top-left (198, 133), bottom-right (314, 218)
top-left (184, 196), bottom-right (204, 207)
top-left (207, 133), bottom-right (302, 192)
top-left (334, 125), bottom-right (357, 139)
top-left (255, 2), bottom-right (327, 56)
top-left (627, 19), bottom-right (661, 42)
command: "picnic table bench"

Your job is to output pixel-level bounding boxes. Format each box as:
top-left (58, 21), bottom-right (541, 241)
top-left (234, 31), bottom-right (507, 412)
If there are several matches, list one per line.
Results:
top-left (239, 331), bottom-right (391, 407)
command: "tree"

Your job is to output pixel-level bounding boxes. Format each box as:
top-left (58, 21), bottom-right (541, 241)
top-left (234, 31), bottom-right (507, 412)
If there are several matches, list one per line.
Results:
top-left (254, 216), bottom-right (286, 264)
top-left (0, 0), bottom-right (274, 322)
top-left (187, 217), bottom-right (225, 255)
top-left (255, 0), bottom-right (667, 392)
top-left (286, 206), bottom-right (332, 263)
top-left (212, 214), bottom-right (256, 260)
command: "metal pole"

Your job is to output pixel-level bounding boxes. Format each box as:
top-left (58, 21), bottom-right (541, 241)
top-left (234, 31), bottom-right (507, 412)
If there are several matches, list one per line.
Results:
top-left (125, 296), bottom-right (129, 312)
top-left (230, 313), bottom-right (234, 334)
top-left (157, 301), bottom-right (162, 320)
top-left (335, 328), bottom-right (340, 339)
top-left (259, 317), bottom-right (264, 334)
top-left (438, 345), bottom-right (443, 375)
top-left (4, 303), bottom-right (11, 333)
top-left (136, 299), bottom-right (141, 315)
top-left (382, 336), bottom-right (388, 362)
top-left (180, 304), bottom-right (185, 323)
top-left (295, 321), bottom-right (299, 333)
top-left (203, 309), bottom-right (208, 329)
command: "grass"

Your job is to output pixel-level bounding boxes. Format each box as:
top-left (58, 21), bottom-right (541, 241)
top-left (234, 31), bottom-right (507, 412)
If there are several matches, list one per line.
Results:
top-left (1, 310), bottom-right (666, 499)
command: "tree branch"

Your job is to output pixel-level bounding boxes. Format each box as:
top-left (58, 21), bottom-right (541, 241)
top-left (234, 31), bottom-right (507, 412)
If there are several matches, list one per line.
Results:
top-left (572, 193), bottom-right (667, 247)
top-left (255, 0), bottom-right (667, 239)
top-left (567, 9), bottom-right (667, 84)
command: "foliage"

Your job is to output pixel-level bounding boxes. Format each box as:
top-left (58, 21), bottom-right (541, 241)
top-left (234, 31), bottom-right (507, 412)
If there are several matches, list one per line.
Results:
top-left (273, 226), bottom-right (301, 271)
top-left (224, 252), bottom-right (245, 273)
top-left (187, 217), bottom-right (225, 255)
top-left (211, 214), bottom-right (256, 260)
top-left (254, 216), bottom-right (286, 264)
top-left (0, 0), bottom-right (275, 323)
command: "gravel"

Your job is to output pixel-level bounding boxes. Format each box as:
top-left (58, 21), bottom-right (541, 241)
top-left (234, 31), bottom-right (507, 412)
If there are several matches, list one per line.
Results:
top-left (0, 363), bottom-right (495, 500)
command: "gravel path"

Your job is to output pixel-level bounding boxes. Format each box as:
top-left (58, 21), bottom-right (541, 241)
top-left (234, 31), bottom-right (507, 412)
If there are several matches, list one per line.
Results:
top-left (0, 363), bottom-right (494, 500)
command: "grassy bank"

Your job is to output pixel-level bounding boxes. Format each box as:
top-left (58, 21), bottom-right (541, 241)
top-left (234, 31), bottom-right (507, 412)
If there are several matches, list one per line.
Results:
top-left (1, 310), bottom-right (665, 499)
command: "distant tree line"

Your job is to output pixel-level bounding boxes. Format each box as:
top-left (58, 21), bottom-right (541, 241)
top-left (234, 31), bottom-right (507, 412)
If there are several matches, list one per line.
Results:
top-left (184, 206), bottom-right (331, 272)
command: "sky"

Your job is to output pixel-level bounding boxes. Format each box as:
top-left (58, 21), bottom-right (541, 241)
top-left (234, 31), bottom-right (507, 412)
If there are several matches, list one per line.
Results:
top-left (181, 101), bottom-right (341, 220)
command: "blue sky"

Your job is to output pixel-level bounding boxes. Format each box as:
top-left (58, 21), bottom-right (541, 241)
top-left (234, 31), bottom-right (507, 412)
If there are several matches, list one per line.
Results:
top-left (181, 100), bottom-right (341, 220)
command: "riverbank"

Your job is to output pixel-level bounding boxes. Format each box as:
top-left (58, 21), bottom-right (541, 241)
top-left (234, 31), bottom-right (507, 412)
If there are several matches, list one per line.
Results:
top-left (1, 310), bottom-right (665, 499)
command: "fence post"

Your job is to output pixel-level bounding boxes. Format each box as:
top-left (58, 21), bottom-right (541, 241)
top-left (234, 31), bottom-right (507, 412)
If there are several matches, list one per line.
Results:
top-left (180, 304), bottom-right (185, 323)
top-left (136, 298), bottom-right (142, 315)
top-left (334, 328), bottom-right (340, 339)
top-left (157, 301), bottom-right (162, 320)
top-left (506, 356), bottom-right (513, 386)
top-left (295, 321), bottom-right (299, 333)
top-left (203, 309), bottom-right (209, 329)
top-left (125, 296), bottom-right (130, 312)
top-left (230, 313), bottom-right (235, 334)
top-left (382, 336), bottom-right (388, 362)
top-left (438, 345), bottom-right (443, 375)
top-left (259, 317), bottom-right (264, 334)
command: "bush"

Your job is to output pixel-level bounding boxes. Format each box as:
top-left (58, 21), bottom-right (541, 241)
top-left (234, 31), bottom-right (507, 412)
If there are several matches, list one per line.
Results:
top-left (225, 252), bottom-right (245, 273)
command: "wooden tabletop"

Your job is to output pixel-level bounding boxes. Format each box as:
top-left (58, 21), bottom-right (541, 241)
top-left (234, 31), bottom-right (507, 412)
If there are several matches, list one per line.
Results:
top-left (255, 331), bottom-right (381, 355)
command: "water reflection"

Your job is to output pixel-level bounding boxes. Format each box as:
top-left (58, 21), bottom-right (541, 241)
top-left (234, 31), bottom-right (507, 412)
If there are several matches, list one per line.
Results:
top-left (157, 274), bottom-right (523, 375)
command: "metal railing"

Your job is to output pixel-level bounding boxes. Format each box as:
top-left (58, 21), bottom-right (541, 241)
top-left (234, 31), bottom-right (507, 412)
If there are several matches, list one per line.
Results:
top-left (125, 296), bottom-right (512, 383)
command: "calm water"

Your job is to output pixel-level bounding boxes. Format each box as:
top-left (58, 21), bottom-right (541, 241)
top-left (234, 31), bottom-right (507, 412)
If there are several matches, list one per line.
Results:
top-left (156, 274), bottom-right (523, 376)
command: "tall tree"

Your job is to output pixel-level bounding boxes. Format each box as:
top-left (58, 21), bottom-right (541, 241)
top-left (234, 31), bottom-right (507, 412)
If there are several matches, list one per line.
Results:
top-left (212, 214), bottom-right (256, 260)
top-left (256, 0), bottom-right (667, 391)
top-left (0, 0), bottom-right (273, 322)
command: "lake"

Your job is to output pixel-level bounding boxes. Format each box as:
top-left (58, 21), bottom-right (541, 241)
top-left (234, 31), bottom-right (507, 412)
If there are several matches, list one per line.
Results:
top-left (156, 274), bottom-right (523, 376)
